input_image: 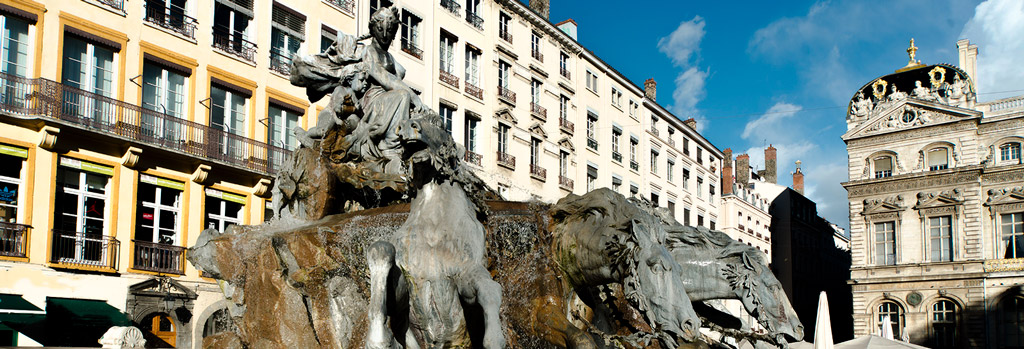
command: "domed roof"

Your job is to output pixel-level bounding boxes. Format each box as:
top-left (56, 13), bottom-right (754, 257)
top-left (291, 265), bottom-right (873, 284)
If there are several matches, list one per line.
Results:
top-left (847, 63), bottom-right (976, 121)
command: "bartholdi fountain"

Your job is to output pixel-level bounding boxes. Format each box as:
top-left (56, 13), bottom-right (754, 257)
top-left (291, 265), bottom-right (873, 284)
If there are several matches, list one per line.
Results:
top-left (187, 7), bottom-right (803, 349)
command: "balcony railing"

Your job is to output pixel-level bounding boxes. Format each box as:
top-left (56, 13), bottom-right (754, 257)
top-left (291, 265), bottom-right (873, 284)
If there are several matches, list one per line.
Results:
top-left (0, 222), bottom-right (29, 258)
top-left (532, 49), bottom-right (543, 62)
top-left (144, 3), bottom-right (197, 39)
top-left (465, 82), bottom-right (483, 99)
top-left (498, 86), bottom-right (516, 105)
top-left (497, 151), bottom-right (515, 169)
top-left (668, 138), bottom-right (675, 147)
top-left (133, 240), bottom-right (185, 274)
top-left (464, 151), bottom-right (482, 166)
top-left (50, 229), bottom-right (119, 270)
top-left (612, 151), bottom-right (622, 163)
top-left (466, 12), bottom-right (484, 29)
top-left (401, 41), bottom-right (423, 59)
top-left (324, 0), bottom-right (354, 14)
top-left (587, 138), bottom-right (598, 150)
top-left (559, 117), bottom-right (574, 134)
top-left (559, 175), bottom-right (573, 191)
top-left (96, 0), bottom-right (125, 12)
top-left (440, 0), bottom-right (460, 15)
top-left (560, 67), bottom-right (571, 80)
top-left (530, 164), bottom-right (546, 181)
top-left (213, 26), bottom-right (258, 63)
top-left (269, 51), bottom-right (292, 75)
top-left (630, 160), bottom-right (639, 171)
top-left (530, 102), bottom-right (547, 120)
top-left (499, 30), bottom-right (512, 43)
top-left (439, 69), bottom-right (459, 88)
top-left (651, 128), bottom-right (660, 137)
top-left (990, 95), bottom-right (1024, 112)
top-left (0, 72), bottom-right (290, 175)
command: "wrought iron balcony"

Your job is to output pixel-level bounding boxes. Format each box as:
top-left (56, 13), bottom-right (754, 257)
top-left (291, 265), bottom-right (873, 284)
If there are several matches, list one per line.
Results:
top-left (651, 127), bottom-right (660, 137)
top-left (465, 82), bottom-right (483, 99)
top-left (559, 175), bottom-right (574, 191)
top-left (630, 160), bottom-right (639, 171)
top-left (530, 102), bottom-right (547, 120)
top-left (587, 138), bottom-right (598, 150)
top-left (144, 4), bottom-right (197, 39)
top-left (213, 26), bottom-right (257, 63)
top-left (497, 151), bottom-right (515, 169)
top-left (324, 0), bottom-right (355, 14)
top-left (0, 222), bottom-right (29, 258)
top-left (498, 86), bottom-right (516, 105)
top-left (560, 67), bottom-right (571, 80)
top-left (96, 0), bottom-right (125, 12)
top-left (464, 151), bottom-right (482, 166)
top-left (440, 0), bottom-right (460, 15)
top-left (133, 240), bottom-right (185, 274)
top-left (530, 164), bottom-right (546, 181)
top-left (668, 138), bottom-right (675, 147)
top-left (439, 69), bottom-right (459, 88)
top-left (499, 29), bottom-right (512, 44)
top-left (401, 40), bottom-right (423, 59)
top-left (612, 151), bottom-right (622, 163)
top-left (0, 72), bottom-right (290, 176)
top-left (532, 49), bottom-right (543, 62)
top-left (269, 50), bottom-right (292, 75)
top-left (559, 117), bottom-right (574, 134)
top-left (50, 229), bottom-right (119, 271)
top-left (466, 12), bottom-right (484, 29)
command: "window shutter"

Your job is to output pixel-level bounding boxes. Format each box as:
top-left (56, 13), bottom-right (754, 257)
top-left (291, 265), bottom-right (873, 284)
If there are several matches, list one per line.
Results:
top-left (272, 3), bottom-right (305, 40)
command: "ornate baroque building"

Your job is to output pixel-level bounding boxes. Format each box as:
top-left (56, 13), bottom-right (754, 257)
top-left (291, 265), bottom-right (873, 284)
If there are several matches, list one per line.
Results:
top-left (844, 39), bottom-right (1024, 348)
top-left (0, 0), bottom-right (721, 346)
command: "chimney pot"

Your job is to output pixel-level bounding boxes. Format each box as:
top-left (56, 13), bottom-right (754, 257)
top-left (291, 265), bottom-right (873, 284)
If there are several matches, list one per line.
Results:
top-left (683, 118), bottom-right (697, 130)
top-left (644, 78), bottom-right (657, 101)
top-left (736, 154), bottom-right (750, 186)
top-left (765, 145), bottom-right (777, 184)
top-left (793, 160), bottom-right (804, 195)
top-left (723, 148), bottom-right (734, 195)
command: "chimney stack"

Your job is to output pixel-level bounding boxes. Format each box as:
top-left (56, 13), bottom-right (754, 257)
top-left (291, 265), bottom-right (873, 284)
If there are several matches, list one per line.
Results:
top-left (683, 117), bottom-right (697, 130)
top-left (793, 160), bottom-right (804, 195)
top-left (723, 148), bottom-right (734, 195)
top-left (765, 144), bottom-right (777, 184)
top-left (957, 39), bottom-right (978, 84)
top-left (736, 154), bottom-right (750, 186)
top-left (529, 0), bottom-right (550, 21)
top-left (644, 78), bottom-right (657, 101)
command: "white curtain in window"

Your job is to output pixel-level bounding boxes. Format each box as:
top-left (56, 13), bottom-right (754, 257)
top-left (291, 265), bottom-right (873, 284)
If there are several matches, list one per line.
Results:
top-left (1, 16), bottom-right (31, 77)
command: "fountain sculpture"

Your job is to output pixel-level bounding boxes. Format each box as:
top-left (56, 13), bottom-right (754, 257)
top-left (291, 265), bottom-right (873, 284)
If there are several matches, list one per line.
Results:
top-left (187, 7), bottom-right (802, 349)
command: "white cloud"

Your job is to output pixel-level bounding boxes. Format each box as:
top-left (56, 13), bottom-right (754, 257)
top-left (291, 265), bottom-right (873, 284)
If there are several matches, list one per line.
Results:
top-left (658, 16), bottom-right (710, 127)
top-left (741, 102), bottom-right (802, 141)
top-left (960, 0), bottom-right (1024, 100)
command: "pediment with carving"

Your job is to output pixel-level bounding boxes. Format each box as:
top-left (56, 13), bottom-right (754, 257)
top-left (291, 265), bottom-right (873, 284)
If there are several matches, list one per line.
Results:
top-left (529, 123), bottom-right (548, 139)
top-left (844, 102), bottom-right (973, 140)
top-left (495, 107), bottom-right (517, 124)
top-left (557, 137), bottom-right (574, 153)
top-left (862, 195), bottom-right (905, 216)
top-left (987, 186), bottom-right (1024, 205)
top-left (129, 277), bottom-right (198, 299)
top-left (916, 189), bottom-right (964, 208)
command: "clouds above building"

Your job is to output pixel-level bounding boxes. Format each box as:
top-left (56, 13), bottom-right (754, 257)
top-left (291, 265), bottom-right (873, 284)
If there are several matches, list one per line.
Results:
top-left (658, 16), bottom-right (710, 131)
top-left (960, 0), bottom-right (1024, 101)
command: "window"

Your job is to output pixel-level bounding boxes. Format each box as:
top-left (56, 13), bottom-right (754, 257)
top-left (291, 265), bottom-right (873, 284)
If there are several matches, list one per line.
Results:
top-left (697, 147), bottom-right (703, 164)
top-left (465, 45), bottom-right (480, 87)
top-left (465, 0), bottom-right (482, 28)
top-left (929, 215), bottom-right (953, 262)
top-left (696, 177), bottom-right (703, 200)
top-left (464, 115), bottom-right (478, 153)
top-left (611, 128), bottom-right (621, 161)
top-left (878, 302), bottom-right (903, 340)
top-left (611, 87), bottom-right (622, 107)
top-left (928, 148), bottom-right (949, 171)
top-left (586, 70), bottom-right (598, 92)
top-left (369, 0), bottom-right (393, 16)
top-left (203, 308), bottom-right (236, 338)
top-left (586, 113), bottom-right (597, 150)
top-left (497, 123), bottom-right (510, 154)
top-left (268, 103), bottom-right (300, 150)
top-left (873, 156), bottom-right (893, 178)
top-left (1000, 143), bottom-right (1022, 164)
top-left (498, 60), bottom-right (510, 89)
top-left (651, 116), bottom-right (658, 134)
top-left (586, 165), bottom-right (597, 192)
top-left (145, 0), bottom-right (193, 36)
top-left (667, 159), bottom-right (674, 181)
top-left (264, 201), bottom-right (274, 222)
top-left (498, 12), bottom-right (511, 42)
top-left (559, 95), bottom-right (570, 122)
top-left (630, 184), bottom-right (638, 198)
top-left (651, 149), bottom-right (658, 174)
top-left (651, 192), bottom-right (659, 207)
top-left (320, 26), bottom-right (336, 53)
top-left (932, 300), bottom-right (957, 348)
top-left (439, 32), bottom-right (456, 75)
top-left (667, 200), bottom-right (675, 215)
top-left (697, 211), bottom-right (704, 227)
top-left (684, 207), bottom-right (691, 225)
top-left (530, 32), bottom-right (542, 61)
top-left (142, 61), bottom-right (187, 140)
top-left (710, 184), bottom-right (716, 199)
top-left (531, 79), bottom-right (541, 105)
top-left (683, 137), bottom-right (690, 155)
top-left (212, 0), bottom-right (254, 62)
top-left (400, 10), bottom-right (422, 58)
top-left (530, 138), bottom-right (541, 166)
top-left (628, 100), bottom-right (638, 118)
top-left (439, 103), bottom-right (454, 134)
top-left (874, 221), bottom-right (896, 265)
top-left (559, 151), bottom-right (568, 177)
top-left (135, 175), bottom-right (183, 246)
top-left (205, 189), bottom-right (243, 231)
top-left (1, 13), bottom-right (32, 78)
top-left (1002, 212), bottom-right (1024, 259)
top-left (710, 219), bottom-right (716, 230)
top-left (0, 150), bottom-right (25, 224)
top-left (53, 159), bottom-right (112, 264)
top-left (210, 84), bottom-right (247, 140)
top-left (559, 51), bottom-right (569, 78)
top-left (270, 3), bottom-right (305, 74)
top-left (62, 35), bottom-right (116, 121)
top-left (630, 137), bottom-right (638, 169)
top-left (999, 296), bottom-right (1024, 348)
top-left (683, 168), bottom-right (690, 189)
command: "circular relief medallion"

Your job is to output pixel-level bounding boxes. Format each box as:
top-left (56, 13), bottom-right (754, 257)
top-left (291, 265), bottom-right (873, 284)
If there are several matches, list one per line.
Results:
top-left (907, 291), bottom-right (923, 306)
top-left (901, 110), bottom-right (917, 124)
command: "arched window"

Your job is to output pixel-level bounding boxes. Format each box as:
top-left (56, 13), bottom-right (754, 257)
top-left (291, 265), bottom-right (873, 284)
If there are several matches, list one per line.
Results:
top-left (1000, 142), bottom-right (1022, 165)
top-left (928, 147), bottom-right (949, 171)
top-left (931, 300), bottom-right (957, 348)
top-left (877, 301), bottom-right (903, 339)
top-left (873, 156), bottom-right (893, 178)
top-left (203, 308), bottom-right (236, 338)
top-left (999, 296), bottom-right (1024, 348)
top-left (140, 313), bottom-right (176, 347)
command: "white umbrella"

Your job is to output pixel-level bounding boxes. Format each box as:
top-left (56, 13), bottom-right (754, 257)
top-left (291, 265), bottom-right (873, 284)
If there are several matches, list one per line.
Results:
top-left (879, 315), bottom-right (894, 340)
top-left (814, 291), bottom-right (834, 349)
top-left (836, 335), bottom-right (929, 348)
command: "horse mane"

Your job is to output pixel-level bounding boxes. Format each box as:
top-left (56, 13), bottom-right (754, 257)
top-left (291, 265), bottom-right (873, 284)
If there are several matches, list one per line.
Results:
top-left (411, 110), bottom-right (498, 219)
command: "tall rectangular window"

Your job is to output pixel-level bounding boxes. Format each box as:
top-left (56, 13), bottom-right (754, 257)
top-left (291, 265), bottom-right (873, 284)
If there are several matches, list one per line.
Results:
top-left (559, 51), bottom-right (570, 79)
top-left (498, 60), bottom-right (510, 89)
top-left (464, 114), bottom-right (478, 152)
top-left (439, 103), bottom-right (454, 134)
top-left (651, 192), bottom-right (659, 207)
top-left (142, 61), bottom-right (187, 141)
top-left (559, 95), bottom-right (569, 120)
top-left (611, 128), bottom-right (621, 159)
top-left (697, 147), bottom-right (704, 164)
top-left (929, 215), bottom-right (953, 262)
top-left (369, 0), bottom-right (393, 15)
top-left (400, 10), bottom-right (422, 59)
top-left (586, 70), bottom-right (597, 92)
top-left (270, 3), bottom-right (305, 74)
top-left (62, 35), bottom-right (117, 122)
top-left (439, 32), bottom-right (456, 74)
top-left (696, 177), bottom-right (703, 200)
top-left (212, 0), bottom-right (254, 62)
top-left (651, 149), bottom-right (658, 174)
top-left (531, 79), bottom-right (541, 105)
top-left (928, 148), bottom-right (949, 171)
top-left (210, 85), bottom-right (247, 136)
top-left (875, 221), bottom-right (896, 265)
top-left (530, 138), bottom-right (540, 166)
top-left (498, 12), bottom-right (511, 42)
top-left (1002, 212), bottom-right (1024, 259)
top-left (205, 189), bottom-right (243, 231)
top-left (586, 165), bottom-right (597, 192)
top-left (320, 26), bottom-right (336, 53)
top-left (268, 103), bottom-right (300, 150)
top-left (586, 113), bottom-right (597, 150)
top-left (629, 100), bottom-right (638, 118)
top-left (667, 159), bottom-right (674, 181)
top-left (465, 0), bottom-right (481, 27)
top-left (684, 207), bottom-right (691, 225)
top-left (630, 137), bottom-right (638, 166)
top-left (53, 159), bottom-right (112, 265)
top-left (559, 151), bottom-right (568, 176)
top-left (530, 32), bottom-right (542, 61)
top-left (464, 45), bottom-right (480, 87)
top-left (497, 123), bottom-right (510, 154)
top-left (1, 14), bottom-right (31, 77)
top-left (1000, 143), bottom-right (1021, 164)
top-left (683, 167), bottom-right (690, 189)
top-left (135, 175), bottom-right (182, 246)
top-left (0, 151), bottom-right (25, 224)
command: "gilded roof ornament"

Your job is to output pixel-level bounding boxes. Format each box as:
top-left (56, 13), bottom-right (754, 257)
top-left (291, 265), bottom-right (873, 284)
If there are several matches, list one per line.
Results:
top-left (907, 38), bottom-right (919, 65)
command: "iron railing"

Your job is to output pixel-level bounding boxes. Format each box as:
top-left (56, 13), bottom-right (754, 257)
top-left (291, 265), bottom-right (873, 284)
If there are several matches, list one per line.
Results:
top-left (559, 117), bottom-right (574, 133)
top-left (324, 0), bottom-right (355, 14)
top-left (439, 69), bottom-right (459, 88)
top-left (466, 12), bottom-right (484, 29)
top-left (530, 102), bottom-right (546, 120)
top-left (440, 0), bottom-right (460, 15)
top-left (50, 229), bottom-right (119, 270)
top-left (144, 2), bottom-right (197, 39)
top-left (560, 67), bottom-right (571, 80)
top-left (652, 127), bottom-right (659, 137)
top-left (499, 29), bottom-right (512, 43)
top-left (532, 49), bottom-right (543, 62)
top-left (0, 72), bottom-right (290, 176)
top-left (497, 151), bottom-right (515, 169)
top-left (465, 82), bottom-right (483, 99)
top-left (213, 26), bottom-right (258, 63)
top-left (559, 175), bottom-right (573, 191)
top-left (464, 151), bottom-right (482, 166)
top-left (0, 222), bottom-right (29, 258)
top-left (498, 86), bottom-right (516, 105)
top-left (630, 160), bottom-right (639, 171)
top-left (612, 151), bottom-right (622, 163)
top-left (401, 40), bottom-right (423, 59)
top-left (96, 0), bottom-right (125, 12)
top-left (269, 51), bottom-right (292, 75)
top-left (530, 164), bottom-right (546, 180)
top-left (133, 240), bottom-right (185, 274)
top-left (587, 138), bottom-right (598, 150)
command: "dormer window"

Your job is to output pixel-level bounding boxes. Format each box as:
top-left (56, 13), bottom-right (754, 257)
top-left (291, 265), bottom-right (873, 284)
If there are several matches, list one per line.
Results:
top-left (1000, 142), bottom-right (1021, 164)
top-left (928, 148), bottom-right (949, 171)
top-left (873, 156), bottom-right (893, 178)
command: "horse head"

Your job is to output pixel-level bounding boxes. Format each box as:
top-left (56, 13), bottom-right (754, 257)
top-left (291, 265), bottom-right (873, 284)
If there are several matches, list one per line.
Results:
top-left (394, 112), bottom-right (459, 187)
top-left (730, 249), bottom-right (804, 344)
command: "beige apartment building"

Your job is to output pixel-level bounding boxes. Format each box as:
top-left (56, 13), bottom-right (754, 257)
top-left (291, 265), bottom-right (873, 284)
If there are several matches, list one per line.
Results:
top-left (0, 0), bottom-right (721, 346)
top-left (844, 39), bottom-right (1024, 348)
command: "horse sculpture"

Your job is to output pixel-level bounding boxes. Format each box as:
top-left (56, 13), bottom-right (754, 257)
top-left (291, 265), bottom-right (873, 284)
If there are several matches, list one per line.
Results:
top-left (365, 114), bottom-right (504, 349)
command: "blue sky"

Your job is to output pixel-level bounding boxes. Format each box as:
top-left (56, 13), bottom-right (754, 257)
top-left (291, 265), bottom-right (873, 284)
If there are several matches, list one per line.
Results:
top-left (543, 0), bottom-right (1024, 229)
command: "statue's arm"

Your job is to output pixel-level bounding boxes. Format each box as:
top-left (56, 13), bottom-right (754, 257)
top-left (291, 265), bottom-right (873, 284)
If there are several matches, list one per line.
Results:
top-left (366, 59), bottom-right (426, 112)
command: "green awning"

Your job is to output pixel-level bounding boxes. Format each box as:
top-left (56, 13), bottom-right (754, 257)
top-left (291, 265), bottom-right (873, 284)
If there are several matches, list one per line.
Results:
top-left (0, 296), bottom-right (132, 346)
top-left (0, 294), bottom-right (42, 313)
top-left (46, 297), bottom-right (131, 326)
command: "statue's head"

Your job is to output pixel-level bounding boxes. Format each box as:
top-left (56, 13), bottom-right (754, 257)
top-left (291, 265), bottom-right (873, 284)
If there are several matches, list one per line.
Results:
top-left (369, 6), bottom-right (400, 49)
top-left (394, 111), bottom-right (459, 184)
top-left (729, 249), bottom-right (804, 343)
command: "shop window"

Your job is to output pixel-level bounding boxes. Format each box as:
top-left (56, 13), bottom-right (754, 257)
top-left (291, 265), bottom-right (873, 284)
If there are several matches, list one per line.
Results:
top-left (205, 189), bottom-right (243, 231)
